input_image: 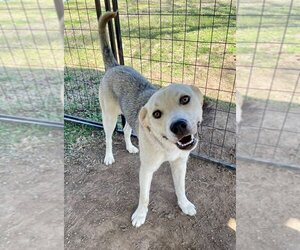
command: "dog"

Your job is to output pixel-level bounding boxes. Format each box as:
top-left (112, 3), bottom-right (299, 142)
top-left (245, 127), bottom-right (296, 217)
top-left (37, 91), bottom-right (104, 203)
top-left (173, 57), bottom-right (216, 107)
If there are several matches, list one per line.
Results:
top-left (98, 12), bottom-right (204, 227)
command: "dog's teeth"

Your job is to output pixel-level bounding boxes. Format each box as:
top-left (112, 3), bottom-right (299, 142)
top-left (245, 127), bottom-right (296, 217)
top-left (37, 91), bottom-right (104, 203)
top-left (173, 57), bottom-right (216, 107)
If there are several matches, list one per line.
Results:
top-left (176, 136), bottom-right (196, 148)
top-left (183, 141), bottom-right (191, 146)
top-left (181, 139), bottom-right (193, 147)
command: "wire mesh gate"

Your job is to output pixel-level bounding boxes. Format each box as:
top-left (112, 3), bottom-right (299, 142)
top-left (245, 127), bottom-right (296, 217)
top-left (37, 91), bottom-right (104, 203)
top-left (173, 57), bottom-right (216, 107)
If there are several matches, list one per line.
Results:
top-left (0, 0), bottom-right (64, 127)
top-left (237, 0), bottom-right (300, 170)
top-left (64, 0), bottom-right (236, 169)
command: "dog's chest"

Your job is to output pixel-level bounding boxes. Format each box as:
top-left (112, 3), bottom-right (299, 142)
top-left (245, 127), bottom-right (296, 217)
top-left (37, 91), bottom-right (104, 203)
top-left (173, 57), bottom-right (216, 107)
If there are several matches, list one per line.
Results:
top-left (162, 147), bottom-right (189, 162)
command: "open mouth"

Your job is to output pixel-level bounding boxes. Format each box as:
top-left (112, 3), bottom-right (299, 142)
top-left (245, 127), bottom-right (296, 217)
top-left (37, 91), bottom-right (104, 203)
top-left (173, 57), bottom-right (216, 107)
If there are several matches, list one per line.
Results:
top-left (176, 134), bottom-right (197, 150)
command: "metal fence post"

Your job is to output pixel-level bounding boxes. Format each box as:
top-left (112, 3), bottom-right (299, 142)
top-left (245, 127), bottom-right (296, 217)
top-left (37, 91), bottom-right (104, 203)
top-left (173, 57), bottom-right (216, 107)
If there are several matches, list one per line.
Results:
top-left (94, 0), bottom-right (102, 20)
top-left (111, 0), bottom-right (126, 127)
top-left (112, 0), bottom-right (124, 66)
top-left (103, 0), bottom-right (118, 61)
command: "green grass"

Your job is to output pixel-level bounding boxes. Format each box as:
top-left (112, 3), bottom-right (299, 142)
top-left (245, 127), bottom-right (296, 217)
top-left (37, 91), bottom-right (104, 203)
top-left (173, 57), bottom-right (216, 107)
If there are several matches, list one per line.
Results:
top-left (0, 122), bottom-right (62, 157)
top-left (0, 1), bottom-right (62, 67)
top-left (64, 121), bottom-right (104, 154)
top-left (64, 67), bottom-right (104, 121)
top-left (0, 68), bottom-right (63, 121)
top-left (64, 2), bottom-right (236, 80)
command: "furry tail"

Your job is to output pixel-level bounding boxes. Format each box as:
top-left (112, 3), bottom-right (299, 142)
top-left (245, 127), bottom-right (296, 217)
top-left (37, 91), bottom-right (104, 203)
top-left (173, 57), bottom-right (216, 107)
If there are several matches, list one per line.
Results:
top-left (98, 12), bottom-right (118, 70)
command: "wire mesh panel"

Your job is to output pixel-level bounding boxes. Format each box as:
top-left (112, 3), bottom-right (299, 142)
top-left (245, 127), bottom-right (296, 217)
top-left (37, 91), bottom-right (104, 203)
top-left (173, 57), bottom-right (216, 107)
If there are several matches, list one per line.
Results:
top-left (237, 0), bottom-right (300, 169)
top-left (64, 0), bottom-right (236, 167)
top-left (0, 0), bottom-right (63, 123)
top-left (64, 0), bottom-right (111, 125)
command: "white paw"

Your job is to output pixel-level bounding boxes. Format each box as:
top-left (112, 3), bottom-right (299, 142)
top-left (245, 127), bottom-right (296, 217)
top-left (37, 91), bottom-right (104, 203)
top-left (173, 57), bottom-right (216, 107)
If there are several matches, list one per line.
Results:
top-left (104, 154), bottom-right (115, 165)
top-left (126, 145), bottom-right (139, 154)
top-left (179, 200), bottom-right (196, 216)
top-left (131, 207), bottom-right (148, 228)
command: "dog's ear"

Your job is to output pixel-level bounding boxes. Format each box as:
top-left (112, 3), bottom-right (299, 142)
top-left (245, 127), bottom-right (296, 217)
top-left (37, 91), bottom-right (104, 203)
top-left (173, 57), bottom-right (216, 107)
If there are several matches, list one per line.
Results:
top-left (190, 85), bottom-right (203, 106)
top-left (138, 106), bottom-right (148, 128)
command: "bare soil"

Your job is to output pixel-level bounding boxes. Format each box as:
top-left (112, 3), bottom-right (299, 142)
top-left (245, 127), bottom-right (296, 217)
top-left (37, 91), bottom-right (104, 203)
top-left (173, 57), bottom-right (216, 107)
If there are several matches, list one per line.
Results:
top-left (0, 125), bottom-right (64, 250)
top-left (65, 133), bottom-right (236, 250)
top-left (237, 161), bottom-right (300, 249)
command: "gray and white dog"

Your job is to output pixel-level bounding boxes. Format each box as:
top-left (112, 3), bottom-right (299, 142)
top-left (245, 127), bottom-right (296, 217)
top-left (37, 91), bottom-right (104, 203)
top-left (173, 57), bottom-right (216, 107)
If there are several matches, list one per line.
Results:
top-left (98, 12), bottom-right (204, 227)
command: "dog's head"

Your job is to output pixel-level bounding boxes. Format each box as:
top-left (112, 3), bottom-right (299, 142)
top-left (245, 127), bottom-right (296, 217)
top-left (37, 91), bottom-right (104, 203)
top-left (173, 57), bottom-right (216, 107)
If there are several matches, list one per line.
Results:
top-left (139, 84), bottom-right (203, 151)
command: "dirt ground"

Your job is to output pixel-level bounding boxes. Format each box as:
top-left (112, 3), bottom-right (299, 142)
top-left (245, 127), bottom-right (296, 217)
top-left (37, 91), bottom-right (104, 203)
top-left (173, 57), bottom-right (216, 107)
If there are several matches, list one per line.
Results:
top-left (65, 133), bottom-right (236, 250)
top-left (0, 124), bottom-right (64, 249)
top-left (237, 161), bottom-right (300, 249)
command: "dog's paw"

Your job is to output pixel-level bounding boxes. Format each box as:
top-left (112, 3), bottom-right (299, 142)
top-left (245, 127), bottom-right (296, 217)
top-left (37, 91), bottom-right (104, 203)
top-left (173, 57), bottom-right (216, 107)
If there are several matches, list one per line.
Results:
top-left (104, 154), bottom-right (115, 165)
top-left (179, 200), bottom-right (196, 216)
top-left (131, 207), bottom-right (148, 228)
top-left (126, 145), bottom-right (139, 154)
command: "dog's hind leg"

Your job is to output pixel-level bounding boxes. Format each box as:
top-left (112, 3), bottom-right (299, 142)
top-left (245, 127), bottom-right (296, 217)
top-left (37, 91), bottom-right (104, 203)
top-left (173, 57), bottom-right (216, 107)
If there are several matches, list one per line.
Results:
top-left (124, 122), bottom-right (139, 154)
top-left (100, 93), bottom-right (120, 165)
top-left (102, 111), bottom-right (118, 165)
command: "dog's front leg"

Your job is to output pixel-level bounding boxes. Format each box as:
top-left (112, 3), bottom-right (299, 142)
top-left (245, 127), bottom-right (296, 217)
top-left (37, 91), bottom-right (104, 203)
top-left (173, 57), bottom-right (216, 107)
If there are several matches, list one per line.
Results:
top-left (131, 165), bottom-right (157, 228)
top-left (170, 156), bottom-right (196, 216)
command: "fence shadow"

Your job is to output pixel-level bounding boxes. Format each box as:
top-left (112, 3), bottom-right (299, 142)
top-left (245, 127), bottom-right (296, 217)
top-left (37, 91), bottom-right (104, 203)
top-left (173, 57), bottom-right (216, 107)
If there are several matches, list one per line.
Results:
top-left (0, 67), bottom-right (63, 121)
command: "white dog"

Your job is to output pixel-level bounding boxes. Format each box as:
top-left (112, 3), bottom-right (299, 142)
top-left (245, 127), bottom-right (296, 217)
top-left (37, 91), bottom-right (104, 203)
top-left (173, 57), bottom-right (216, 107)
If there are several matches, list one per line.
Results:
top-left (98, 12), bottom-right (204, 227)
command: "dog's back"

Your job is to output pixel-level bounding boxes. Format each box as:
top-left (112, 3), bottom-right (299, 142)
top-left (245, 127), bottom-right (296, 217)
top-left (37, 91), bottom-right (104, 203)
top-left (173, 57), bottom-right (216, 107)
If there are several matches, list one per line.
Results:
top-left (99, 12), bottom-right (156, 133)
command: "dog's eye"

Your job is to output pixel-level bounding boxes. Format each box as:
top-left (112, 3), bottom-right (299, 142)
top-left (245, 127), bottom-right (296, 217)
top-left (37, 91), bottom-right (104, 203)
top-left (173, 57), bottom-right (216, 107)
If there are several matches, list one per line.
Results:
top-left (180, 95), bottom-right (190, 105)
top-left (152, 110), bottom-right (162, 119)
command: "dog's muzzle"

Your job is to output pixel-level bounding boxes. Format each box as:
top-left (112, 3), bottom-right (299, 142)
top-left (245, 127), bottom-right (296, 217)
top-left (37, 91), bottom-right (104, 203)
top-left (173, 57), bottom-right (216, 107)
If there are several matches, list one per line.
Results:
top-left (170, 119), bottom-right (197, 150)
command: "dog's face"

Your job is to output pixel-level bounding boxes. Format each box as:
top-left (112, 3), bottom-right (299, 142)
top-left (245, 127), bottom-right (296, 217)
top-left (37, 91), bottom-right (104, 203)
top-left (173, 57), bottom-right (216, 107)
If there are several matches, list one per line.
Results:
top-left (139, 84), bottom-right (203, 151)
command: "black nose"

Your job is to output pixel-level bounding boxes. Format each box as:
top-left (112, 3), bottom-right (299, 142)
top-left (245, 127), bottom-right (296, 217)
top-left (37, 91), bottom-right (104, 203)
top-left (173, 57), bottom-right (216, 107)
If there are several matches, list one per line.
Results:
top-left (170, 119), bottom-right (188, 136)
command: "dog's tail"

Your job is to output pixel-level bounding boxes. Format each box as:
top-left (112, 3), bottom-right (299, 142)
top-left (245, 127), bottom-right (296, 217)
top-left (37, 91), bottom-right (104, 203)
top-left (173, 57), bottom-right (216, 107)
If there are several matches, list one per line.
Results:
top-left (98, 12), bottom-right (118, 70)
